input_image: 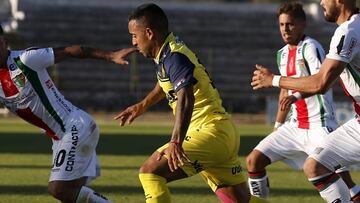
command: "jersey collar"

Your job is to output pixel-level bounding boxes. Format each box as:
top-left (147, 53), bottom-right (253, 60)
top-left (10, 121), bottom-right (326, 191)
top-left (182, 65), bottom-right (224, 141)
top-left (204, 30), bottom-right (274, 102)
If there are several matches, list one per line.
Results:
top-left (154, 32), bottom-right (175, 64)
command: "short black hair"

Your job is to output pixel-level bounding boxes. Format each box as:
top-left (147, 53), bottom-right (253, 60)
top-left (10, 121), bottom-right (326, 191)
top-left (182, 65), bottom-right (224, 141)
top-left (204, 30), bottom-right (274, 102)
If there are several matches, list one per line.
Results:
top-left (128, 3), bottom-right (169, 35)
top-left (277, 1), bottom-right (306, 21)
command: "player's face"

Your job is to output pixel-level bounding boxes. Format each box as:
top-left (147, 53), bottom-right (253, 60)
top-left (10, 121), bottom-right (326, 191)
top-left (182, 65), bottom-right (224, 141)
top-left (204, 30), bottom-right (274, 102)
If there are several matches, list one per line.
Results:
top-left (320, 0), bottom-right (339, 22)
top-left (128, 19), bottom-right (155, 58)
top-left (278, 14), bottom-right (305, 47)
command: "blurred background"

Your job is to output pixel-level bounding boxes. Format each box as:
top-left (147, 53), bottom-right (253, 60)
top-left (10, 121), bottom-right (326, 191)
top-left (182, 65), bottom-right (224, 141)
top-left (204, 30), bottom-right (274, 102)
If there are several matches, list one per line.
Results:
top-left (1, 0), bottom-right (359, 124)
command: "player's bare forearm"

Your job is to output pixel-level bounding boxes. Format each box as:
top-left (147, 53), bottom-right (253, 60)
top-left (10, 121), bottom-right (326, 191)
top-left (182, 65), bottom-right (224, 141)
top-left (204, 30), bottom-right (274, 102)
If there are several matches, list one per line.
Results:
top-left (140, 82), bottom-right (166, 109)
top-left (53, 45), bottom-right (137, 64)
top-left (276, 89), bottom-right (289, 123)
top-left (158, 86), bottom-right (193, 171)
top-left (171, 86), bottom-right (194, 143)
top-left (279, 59), bottom-right (346, 94)
top-left (114, 83), bottom-right (165, 126)
top-left (278, 75), bottom-right (323, 94)
top-left (54, 45), bottom-right (110, 63)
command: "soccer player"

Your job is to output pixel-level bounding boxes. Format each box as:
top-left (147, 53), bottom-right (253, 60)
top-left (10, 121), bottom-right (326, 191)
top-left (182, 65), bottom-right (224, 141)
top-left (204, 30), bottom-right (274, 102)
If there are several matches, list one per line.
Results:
top-left (114, 3), bottom-right (268, 203)
top-left (251, 0), bottom-right (360, 202)
top-left (0, 25), bottom-right (136, 203)
top-left (246, 2), bottom-right (360, 201)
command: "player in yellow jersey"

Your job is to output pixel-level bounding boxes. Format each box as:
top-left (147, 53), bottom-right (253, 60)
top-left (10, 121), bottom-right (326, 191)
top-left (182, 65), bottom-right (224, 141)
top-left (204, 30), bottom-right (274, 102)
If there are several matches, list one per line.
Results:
top-left (114, 3), bottom-right (268, 203)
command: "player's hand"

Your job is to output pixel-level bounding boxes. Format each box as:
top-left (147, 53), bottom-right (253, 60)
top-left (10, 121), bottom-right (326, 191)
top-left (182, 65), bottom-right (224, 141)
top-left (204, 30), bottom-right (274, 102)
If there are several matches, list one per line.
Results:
top-left (251, 64), bottom-right (274, 90)
top-left (110, 47), bottom-right (138, 65)
top-left (157, 142), bottom-right (191, 172)
top-left (279, 95), bottom-right (297, 111)
top-left (113, 103), bottom-right (146, 126)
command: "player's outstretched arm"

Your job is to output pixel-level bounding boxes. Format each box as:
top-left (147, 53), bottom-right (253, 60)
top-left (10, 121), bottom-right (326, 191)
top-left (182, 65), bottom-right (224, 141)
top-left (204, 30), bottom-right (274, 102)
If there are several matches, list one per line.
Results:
top-left (279, 59), bottom-right (346, 94)
top-left (53, 45), bottom-right (137, 64)
top-left (110, 47), bottom-right (138, 65)
top-left (252, 59), bottom-right (346, 94)
top-left (114, 82), bottom-right (165, 126)
top-left (157, 85), bottom-right (193, 172)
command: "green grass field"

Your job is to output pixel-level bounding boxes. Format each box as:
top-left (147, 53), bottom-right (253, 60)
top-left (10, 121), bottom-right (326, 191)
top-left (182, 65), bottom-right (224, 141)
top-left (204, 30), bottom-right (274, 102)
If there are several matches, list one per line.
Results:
top-left (0, 117), bottom-right (358, 203)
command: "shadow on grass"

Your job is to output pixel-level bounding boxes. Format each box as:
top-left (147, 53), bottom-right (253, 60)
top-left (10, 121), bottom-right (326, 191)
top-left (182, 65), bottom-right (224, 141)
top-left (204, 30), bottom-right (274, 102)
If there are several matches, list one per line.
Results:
top-left (0, 164), bottom-right (299, 173)
top-left (271, 188), bottom-right (319, 196)
top-left (0, 185), bottom-right (213, 195)
top-left (0, 164), bottom-right (139, 170)
top-left (0, 185), bottom-right (318, 196)
top-left (0, 133), bottom-right (264, 156)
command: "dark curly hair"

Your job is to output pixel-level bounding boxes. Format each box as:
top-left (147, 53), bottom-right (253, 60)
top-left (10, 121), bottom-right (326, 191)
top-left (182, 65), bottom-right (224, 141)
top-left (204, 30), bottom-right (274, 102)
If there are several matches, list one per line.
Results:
top-left (128, 3), bottom-right (168, 36)
top-left (277, 1), bottom-right (306, 21)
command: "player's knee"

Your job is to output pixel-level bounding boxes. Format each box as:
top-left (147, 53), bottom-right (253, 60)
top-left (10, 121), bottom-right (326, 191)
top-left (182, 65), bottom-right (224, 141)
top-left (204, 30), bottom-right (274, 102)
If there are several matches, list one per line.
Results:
top-left (246, 151), bottom-right (268, 172)
top-left (48, 182), bottom-right (74, 202)
top-left (139, 161), bottom-right (154, 174)
top-left (303, 158), bottom-right (317, 178)
top-left (139, 155), bottom-right (160, 174)
top-left (48, 184), bottom-right (65, 201)
top-left (246, 153), bottom-right (256, 171)
top-left (303, 158), bottom-right (330, 178)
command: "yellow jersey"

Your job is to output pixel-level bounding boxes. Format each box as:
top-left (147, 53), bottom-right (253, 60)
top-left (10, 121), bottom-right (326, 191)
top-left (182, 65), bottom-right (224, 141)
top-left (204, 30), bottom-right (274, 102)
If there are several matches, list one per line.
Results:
top-left (154, 33), bottom-right (229, 128)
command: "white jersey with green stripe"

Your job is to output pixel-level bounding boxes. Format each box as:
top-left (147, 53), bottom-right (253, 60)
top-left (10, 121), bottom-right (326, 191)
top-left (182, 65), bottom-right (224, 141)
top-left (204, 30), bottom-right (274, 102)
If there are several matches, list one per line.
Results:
top-left (326, 13), bottom-right (360, 116)
top-left (0, 48), bottom-right (76, 140)
top-left (277, 36), bottom-right (337, 129)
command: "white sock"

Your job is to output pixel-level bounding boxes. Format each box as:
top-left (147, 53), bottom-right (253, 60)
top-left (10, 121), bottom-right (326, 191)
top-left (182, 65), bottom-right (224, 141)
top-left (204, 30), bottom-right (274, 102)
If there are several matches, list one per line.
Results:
top-left (350, 185), bottom-right (360, 197)
top-left (75, 186), bottom-right (113, 203)
top-left (309, 174), bottom-right (351, 203)
top-left (248, 175), bottom-right (270, 198)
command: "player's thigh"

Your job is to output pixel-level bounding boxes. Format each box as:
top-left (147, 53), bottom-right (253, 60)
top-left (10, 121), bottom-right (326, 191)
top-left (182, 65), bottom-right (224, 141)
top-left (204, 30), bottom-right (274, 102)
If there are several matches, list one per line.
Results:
top-left (154, 119), bottom-right (240, 180)
top-left (305, 127), bottom-right (333, 154)
top-left (140, 149), bottom-right (188, 182)
top-left (255, 124), bottom-right (306, 164)
top-left (179, 119), bottom-right (240, 176)
top-left (309, 118), bottom-right (360, 171)
top-left (199, 157), bottom-right (246, 192)
top-left (50, 111), bottom-right (100, 182)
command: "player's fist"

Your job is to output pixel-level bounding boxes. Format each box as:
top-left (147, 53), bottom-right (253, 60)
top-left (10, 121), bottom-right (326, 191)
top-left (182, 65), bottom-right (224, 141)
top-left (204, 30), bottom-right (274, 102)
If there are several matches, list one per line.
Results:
top-left (251, 64), bottom-right (274, 90)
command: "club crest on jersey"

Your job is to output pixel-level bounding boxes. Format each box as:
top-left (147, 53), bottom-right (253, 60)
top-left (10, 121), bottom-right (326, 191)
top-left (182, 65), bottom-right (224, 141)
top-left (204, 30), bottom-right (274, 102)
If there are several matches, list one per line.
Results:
top-left (297, 59), bottom-right (305, 69)
top-left (13, 73), bottom-right (26, 87)
top-left (45, 79), bottom-right (54, 89)
top-left (297, 47), bottom-right (302, 54)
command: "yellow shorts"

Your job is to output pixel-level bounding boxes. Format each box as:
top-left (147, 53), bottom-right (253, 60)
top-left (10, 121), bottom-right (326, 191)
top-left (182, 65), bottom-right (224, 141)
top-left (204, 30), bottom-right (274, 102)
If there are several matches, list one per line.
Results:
top-left (157, 119), bottom-right (246, 191)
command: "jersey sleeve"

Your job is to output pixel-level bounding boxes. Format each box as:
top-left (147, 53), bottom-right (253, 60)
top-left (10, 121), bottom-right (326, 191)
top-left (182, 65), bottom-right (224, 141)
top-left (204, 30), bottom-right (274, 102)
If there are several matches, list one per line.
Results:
top-left (304, 42), bottom-right (325, 75)
top-left (165, 52), bottom-right (197, 92)
top-left (19, 47), bottom-right (55, 71)
top-left (326, 26), bottom-right (359, 63)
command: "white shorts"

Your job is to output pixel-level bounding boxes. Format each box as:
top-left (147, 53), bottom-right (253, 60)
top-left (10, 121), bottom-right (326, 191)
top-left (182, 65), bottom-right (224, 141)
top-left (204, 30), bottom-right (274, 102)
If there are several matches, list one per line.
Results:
top-left (309, 117), bottom-right (360, 171)
top-left (255, 123), bottom-right (336, 169)
top-left (49, 110), bottom-right (100, 184)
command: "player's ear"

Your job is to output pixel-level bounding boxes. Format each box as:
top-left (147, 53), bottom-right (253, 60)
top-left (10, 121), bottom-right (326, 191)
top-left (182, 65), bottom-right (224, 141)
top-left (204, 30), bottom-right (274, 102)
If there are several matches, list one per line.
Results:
top-left (145, 27), bottom-right (154, 40)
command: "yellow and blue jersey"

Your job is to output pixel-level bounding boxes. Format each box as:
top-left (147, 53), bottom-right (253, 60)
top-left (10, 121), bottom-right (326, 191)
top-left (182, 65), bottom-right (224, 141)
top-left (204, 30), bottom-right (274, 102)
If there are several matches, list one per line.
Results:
top-left (154, 33), bottom-right (229, 128)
